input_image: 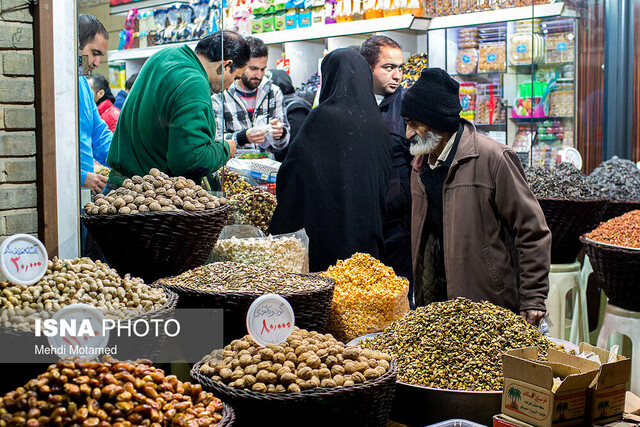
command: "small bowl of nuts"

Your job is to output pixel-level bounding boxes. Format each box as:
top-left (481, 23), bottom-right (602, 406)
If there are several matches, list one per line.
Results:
top-left (191, 327), bottom-right (397, 426)
top-left (82, 169), bottom-right (230, 282)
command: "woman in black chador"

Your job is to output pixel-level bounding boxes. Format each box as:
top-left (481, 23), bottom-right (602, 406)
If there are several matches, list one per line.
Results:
top-left (270, 48), bottom-right (392, 272)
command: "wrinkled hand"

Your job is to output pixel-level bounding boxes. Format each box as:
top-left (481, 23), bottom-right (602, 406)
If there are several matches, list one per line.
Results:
top-left (520, 310), bottom-right (546, 327)
top-left (83, 172), bottom-right (107, 195)
top-left (226, 138), bottom-right (237, 160)
top-left (270, 118), bottom-right (284, 139)
top-left (246, 126), bottom-right (269, 144)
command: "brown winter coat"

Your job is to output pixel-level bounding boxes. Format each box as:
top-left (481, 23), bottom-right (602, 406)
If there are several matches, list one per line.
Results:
top-left (411, 119), bottom-right (550, 313)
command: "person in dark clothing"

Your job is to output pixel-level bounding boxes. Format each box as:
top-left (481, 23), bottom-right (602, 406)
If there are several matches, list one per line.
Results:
top-left (113, 72), bottom-right (138, 110)
top-left (269, 48), bottom-right (392, 272)
top-left (269, 69), bottom-right (312, 162)
top-left (361, 36), bottom-right (414, 294)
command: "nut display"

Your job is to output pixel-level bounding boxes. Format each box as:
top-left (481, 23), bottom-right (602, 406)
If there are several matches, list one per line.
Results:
top-left (198, 327), bottom-right (392, 393)
top-left (211, 235), bottom-right (308, 273)
top-left (84, 168), bottom-right (226, 215)
top-left (456, 48), bottom-right (478, 74)
top-left (478, 42), bottom-right (506, 72)
top-left (585, 210), bottom-right (640, 248)
top-left (321, 253), bottom-right (409, 343)
top-left (401, 53), bottom-right (428, 89)
top-left (361, 298), bottom-right (555, 391)
top-left (221, 168), bottom-right (251, 197)
top-left (525, 162), bottom-right (600, 199)
top-left (156, 262), bottom-right (327, 294)
top-left (0, 359), bottom-right (226, 426)
top-left (228, 187), bottom-right (277, 234)
top-left (587, 156), bottom-right (640, 201)
top-left (0, 257), bottom-right (168, 331)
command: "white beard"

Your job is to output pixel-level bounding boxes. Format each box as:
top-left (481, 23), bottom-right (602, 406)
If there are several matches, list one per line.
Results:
top-left (409, 129), bottom-right (444, 156)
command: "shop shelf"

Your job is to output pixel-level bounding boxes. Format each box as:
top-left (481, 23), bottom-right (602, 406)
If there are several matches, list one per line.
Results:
top-left (475, 124), bottom-right (507, 131)
top-left (110, 0), bottom-right (190, 15)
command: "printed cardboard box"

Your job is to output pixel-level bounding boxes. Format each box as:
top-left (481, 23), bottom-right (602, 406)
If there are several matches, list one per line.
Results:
top-left (502, 347), bottom-right (600, 427)
top-left (579, 343), bottom-right (632, 425)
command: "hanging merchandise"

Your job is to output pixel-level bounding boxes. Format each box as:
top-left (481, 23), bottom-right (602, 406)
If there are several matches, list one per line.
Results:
top-left (285, 1), bottom-right (299, 29)
top-left (191, 1), bottom-right (211, 39)
top-left (176, 4), bottom-right (194, 41)
top-left (252, 7), bottom-right (264, 33)
top-left (274, 2), bottom-right (287, 30)
top-left (208, 0), bottom-right (223, 33)
top-left (323, 0), bottom-right (337, 24)
top-left (162, 5), bottom-right (180, 43)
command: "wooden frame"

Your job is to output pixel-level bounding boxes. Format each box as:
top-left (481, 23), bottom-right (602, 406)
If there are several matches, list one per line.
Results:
top-left (34, 0), bottom-right (59, 256)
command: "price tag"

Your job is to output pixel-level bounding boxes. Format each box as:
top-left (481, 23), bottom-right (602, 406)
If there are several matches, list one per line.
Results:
top-left (0, 234), bottom-right (48, 285)
top-left (558, 148), bottom-right (583, 170)
top-left (47, 304), bottom-right (110, 359)
top-left (246, 294), bottom-right (295, 347)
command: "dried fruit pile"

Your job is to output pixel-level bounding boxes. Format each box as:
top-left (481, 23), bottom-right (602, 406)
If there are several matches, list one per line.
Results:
top-left (587, 156), bottom-right (640, 201)
top-left (321, 253), bottom-right (409, 343)
top-left (584, 210), bottom-right (640, 248)
top-left (84, 169), bottom-right (226, 215)
top-left (525, 162), bottom-right (599, 199)
top-left (0, 359), bottom-right (226, 426)
top-left (198, 327), bottom-right (392, 393)
top-left (361, 298), bottom-right (554, 391)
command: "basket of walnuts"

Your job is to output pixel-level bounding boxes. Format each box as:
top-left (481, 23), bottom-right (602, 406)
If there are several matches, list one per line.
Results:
top-left (82, 169), bottom-right (229, 282)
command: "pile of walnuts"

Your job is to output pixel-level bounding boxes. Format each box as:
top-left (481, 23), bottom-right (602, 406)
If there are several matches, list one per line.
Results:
top-left (84, 169), bottom-right (226, 215)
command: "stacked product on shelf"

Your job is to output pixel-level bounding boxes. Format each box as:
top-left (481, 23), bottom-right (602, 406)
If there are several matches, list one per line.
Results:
top-left (426, 0), bottom-right (556, 17)
top-left (477, 25), bottom-right (506, 72)
top-left (456, 27), bottom-right (479, 75)
top-left (458, 81), bottom-right (476, 122)
top-left (508, 19), bottom-right (545, 66)
top-left (476, 82), bottom-right (505, 124)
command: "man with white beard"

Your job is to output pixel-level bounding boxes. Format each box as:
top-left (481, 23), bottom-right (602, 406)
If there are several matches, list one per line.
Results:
top-left (401, 68), bottom-right (551, 327)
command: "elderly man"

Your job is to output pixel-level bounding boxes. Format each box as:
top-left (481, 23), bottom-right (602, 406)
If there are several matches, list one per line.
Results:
top-left (402, 68), bottom-right (551, 326)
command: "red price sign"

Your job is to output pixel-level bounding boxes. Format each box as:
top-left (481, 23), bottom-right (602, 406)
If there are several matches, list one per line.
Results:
top-left (0, 234), bottom-right (48, 285)
top-left (246, 294), bottom-right (295, 347)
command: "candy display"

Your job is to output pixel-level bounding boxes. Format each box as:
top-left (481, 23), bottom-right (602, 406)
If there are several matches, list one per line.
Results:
top-left (198, 327), bottom-right (392, 392)
top-left (401, 53), bottom-right (428, 89)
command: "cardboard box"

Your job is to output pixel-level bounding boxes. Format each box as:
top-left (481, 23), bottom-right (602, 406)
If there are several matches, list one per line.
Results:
top-left (493, 414), bottom-right (536, 427)
top-left (502, 347), bottom-right (600, 427)
top-left (579, 343), bottom-right (632, 425)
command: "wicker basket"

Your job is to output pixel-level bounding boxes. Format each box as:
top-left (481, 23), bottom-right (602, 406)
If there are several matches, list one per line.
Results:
top-left (220, 402), bottom-right (235, 426)
top-left (0, 287), bottom-right (179, 368)
top-left (601, 200), bottom-right (640, 222)
top-left (580, 236), bottom-right (640, 311)
top-left (537, 198), bottom-right (607, 264)
top-left (156, 274), bottom-right (335, 341)
top-left (191, 359), bottom-right (397, 426)
top-left (82, 206), bottom-right (228, 283)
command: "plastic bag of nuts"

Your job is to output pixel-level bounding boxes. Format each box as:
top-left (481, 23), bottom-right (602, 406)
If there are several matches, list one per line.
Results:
top-left (84, 168), bottom-right (226, 215)
top-left (321, 253), bottom-right (410, 343)
top-left (198, 327), bottom-right (393, 393)
top-left (0, 358), bottom-right (228, 426)
top-left (210, 228), bottom-right (310, 273)
top-left (228, 187), bottom-right (277, 234)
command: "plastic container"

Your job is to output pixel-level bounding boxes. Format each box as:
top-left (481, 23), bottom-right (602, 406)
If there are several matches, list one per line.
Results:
top-left (512, 124), bottom-right (534, 152)
top-left (456, 48), bottom-right (478, 74)
top-left (425, 0), bottom-right (437, 16)
top-left (545, 31), bottom-right (575, 63)
top-left (478, 42), bottom-right (505, 72)
top-left (427, 420), bottom-right (485, 427)
top-left (436, 0), bottom-right (454, 15)
top-left (548, 79), bottom-right (574, 117)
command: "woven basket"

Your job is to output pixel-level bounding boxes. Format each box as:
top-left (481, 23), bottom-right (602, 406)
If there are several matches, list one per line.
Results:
top-left (82, 206), bottom-right (228, 283)
top-left (602, 200), bottom-right (640, 222)
top-left (580, 236), bottom-right (640, 311)
top-left (191, 359), bottom-right (397, 426)
top-left (156, 274), bottom-right (335, 341)
top-left (0, 287), bottom-right (179, 366)
top-left (537, 198), bottom-right (607, 264)
top-left (220, 402), bottom-right (235, 426)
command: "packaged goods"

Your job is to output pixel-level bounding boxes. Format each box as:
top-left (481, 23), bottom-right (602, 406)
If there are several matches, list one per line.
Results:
top-left (198, 327), bottom-right (393, 392)
top-left (210, 229), bottom-right (309, 273)
top-left (84, 169), bottom-right (226, 215)
top-left (222, 167), bottom-right (251, 196)
top-left (587, 156), bottom-right (640, 201)
top-left (321, 253), bottom-right (409, 343)
top-left (157, 261), bottom-right (327, 294)
top-left (525, 162), bottom-right (600, 199)
top-left (478, 42), bottom-right (506, 72)
top-left (0, 257), bottom-right (167, 330)
top-left (459, 82), bottom-right (476, 121)
top-left (436, 0), bottom-right (453, 16)
top-left (509, 32), bottom-right (544, 65)
top-left (548, 80), bottom-right (574, 117)
top-left (585, 210), bottom-right (640, 248)
top-left (0, 359), bottom-right (226, 425)
top-left (545, 31), bottom-right (575, 63)
top-left (228, 186), bottom-right (277, 233)
top-left (456, 48), bottom-right (478, 74)
top-left (475, 82), bottom-right (505, 125)
top-left (361, 298), bottom-right (556, 390)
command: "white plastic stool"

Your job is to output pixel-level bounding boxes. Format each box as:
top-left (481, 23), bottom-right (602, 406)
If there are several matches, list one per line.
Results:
top-left (569, 256), bottom-right (592, 344)
top-left (546, 261), bottom-right (588, 343)
top-left (597, 303), bottom-right (640, 395)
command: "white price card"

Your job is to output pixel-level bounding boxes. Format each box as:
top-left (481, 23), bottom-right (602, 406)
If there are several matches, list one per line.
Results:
top-left (0, 234), bottom-right (48, 285)
top-left (46, 304), bottom-right (110, 359)
top-left (246, 294), bottom-right (295, 347)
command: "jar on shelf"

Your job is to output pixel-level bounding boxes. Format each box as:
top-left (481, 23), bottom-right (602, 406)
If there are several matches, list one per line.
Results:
top-left (548, 79), bottom-right (574, 117)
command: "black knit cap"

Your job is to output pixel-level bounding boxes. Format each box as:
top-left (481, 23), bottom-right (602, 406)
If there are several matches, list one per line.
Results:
top-left (401, 68), bottom-right (462, 133)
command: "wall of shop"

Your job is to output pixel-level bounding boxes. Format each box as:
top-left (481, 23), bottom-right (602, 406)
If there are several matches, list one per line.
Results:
top-left (0, 1), bottom-right (38, 252)
top-left (79, 0), bottom-right (125, 79)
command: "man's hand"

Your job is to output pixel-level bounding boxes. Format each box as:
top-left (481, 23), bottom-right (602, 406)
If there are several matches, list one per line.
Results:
top-left (246, 127), bottom-right (269, 144)
top-left (520, 310), bottom-right (545, 327)
top-left (270, 118), bottom-right (284, 139)
top-left (226, 138), bottom-right (237, 160)
top-left (83, 172), bottom-right (107, 195)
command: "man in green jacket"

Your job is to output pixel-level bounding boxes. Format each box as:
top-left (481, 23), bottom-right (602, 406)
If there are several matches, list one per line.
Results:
top-left (106, 31), bottom-right (250, 187)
